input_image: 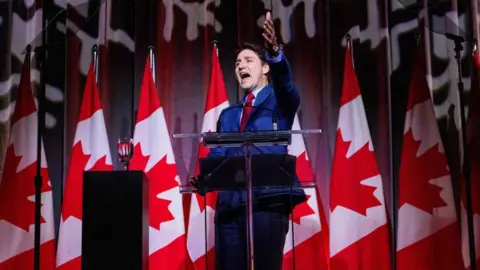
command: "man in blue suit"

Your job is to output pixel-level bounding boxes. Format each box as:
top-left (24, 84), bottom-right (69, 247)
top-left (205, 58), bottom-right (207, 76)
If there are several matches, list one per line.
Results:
top-left (191, 12), bottom-right (306, 270)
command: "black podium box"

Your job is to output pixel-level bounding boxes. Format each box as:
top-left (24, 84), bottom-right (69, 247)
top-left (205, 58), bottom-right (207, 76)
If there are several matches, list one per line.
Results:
top-left (82, 171), bottom-right (149, 270)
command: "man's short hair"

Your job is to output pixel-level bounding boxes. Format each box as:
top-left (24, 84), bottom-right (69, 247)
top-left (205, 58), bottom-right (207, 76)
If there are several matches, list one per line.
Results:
top-left (236, 42), bottom-right (267, 64)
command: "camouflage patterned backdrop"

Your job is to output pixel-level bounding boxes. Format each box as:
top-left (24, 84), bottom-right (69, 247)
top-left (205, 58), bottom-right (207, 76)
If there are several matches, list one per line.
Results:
top-left (0, 0), bottom-right (476, 244)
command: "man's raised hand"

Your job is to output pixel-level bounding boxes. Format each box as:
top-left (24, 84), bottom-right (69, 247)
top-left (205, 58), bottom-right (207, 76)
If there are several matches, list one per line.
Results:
top-left (262, 12), bottom-right (279, 55)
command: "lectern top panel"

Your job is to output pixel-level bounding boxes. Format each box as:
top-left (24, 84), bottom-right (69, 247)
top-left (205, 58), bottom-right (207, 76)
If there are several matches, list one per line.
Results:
top-left (172, 129), bottom-right (322, 139)
top-left (179, 181), bottom-right (317, 194)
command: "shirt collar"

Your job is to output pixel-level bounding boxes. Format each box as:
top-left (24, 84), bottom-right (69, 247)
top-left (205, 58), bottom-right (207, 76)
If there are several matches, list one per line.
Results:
top-left (250, 84), bottom-right (267, 99)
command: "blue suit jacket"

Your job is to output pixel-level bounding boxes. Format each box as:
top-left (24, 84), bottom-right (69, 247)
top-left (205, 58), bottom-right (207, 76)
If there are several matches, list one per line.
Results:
top-left (207, 51), bottom-right (307, 215)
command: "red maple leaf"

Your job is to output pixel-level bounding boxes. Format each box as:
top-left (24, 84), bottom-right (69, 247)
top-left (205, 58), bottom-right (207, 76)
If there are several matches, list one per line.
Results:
top-left (62, 142), bottom-right (112, 220)
top-left (195, 192), bottom-right (218, 213)
top-left (330, 130), bottom-right (382, 215)
top-left (464, 133), bottom-right (480, 214)
top-left (399, 129), bottom-right (448, 213)
top-left (0, 145), bottom-right (52, 231)
top-left (296, 152), bottom-right (314, 182)
top-left (291, 194), bottom-right (315, 224)
top-left (194, 144), bottom-right (218, 212)
top-left (130, 144), bottom-right (179, 230)
top-left (459, 149), bottom-right (480, 214)
top-left (469, 161), bottom-right (480, 214)
top-left (290, 152), bottom-right (316, 224)
top-left (461, 165), bottom-right (480, 215)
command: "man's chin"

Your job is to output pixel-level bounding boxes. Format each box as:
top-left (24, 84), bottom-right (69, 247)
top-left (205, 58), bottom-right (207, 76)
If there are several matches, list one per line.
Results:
top-left (239, 84), bottom-right (253, 91)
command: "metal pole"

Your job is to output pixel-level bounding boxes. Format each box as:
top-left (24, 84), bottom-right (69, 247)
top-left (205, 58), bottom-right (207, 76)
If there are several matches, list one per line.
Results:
top-left (34, 16), bottom-right (48, 270)
top-left (149, 46), bottom-right (155, 84)
top-left (244, 141), bottom-right (254, 270)
top-left (451, 37), bottom-right (477, 270)
top-left (93, 44), bottom-right (99, 84)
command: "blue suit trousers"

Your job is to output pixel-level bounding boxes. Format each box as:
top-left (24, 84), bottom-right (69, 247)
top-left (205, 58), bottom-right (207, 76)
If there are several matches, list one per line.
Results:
top-left (214, 206), bottom-right (289, 270)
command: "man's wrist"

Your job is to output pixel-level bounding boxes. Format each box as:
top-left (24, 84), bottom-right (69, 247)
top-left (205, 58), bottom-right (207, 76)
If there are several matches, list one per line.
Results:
top-left (265, 48), bottom-right (283, 63)
top-left (268, 44), bottom-right (282, 57)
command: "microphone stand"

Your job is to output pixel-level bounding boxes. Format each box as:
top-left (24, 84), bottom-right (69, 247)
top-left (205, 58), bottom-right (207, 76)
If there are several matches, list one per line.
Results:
top-left (446, 32), bottom-right (476, 270)
top-left (22, 2), bottom-right (105, 268)
top-left (33, 17), bottom-right (48, 270)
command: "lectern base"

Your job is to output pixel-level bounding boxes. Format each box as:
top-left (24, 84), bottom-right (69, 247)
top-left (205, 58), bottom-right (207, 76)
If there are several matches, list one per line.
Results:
top-left (82, 171), bottom-right (149, 270)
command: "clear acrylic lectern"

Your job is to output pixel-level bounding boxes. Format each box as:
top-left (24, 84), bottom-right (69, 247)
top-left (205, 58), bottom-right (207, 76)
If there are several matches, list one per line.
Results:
top-left (173, 129), bottom-right (321, 270)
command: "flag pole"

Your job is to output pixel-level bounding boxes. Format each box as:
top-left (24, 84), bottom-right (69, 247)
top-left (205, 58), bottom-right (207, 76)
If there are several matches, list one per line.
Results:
top-left (149, 45), bottom-right (156, 85)
top-left (448, 33), bottom-right (476, 270)
top-left (212, 39), bottom-right (219, 56)
top-left (92, 44), bottom-right (99, 84)
top-left (346, 34), bottom-right (354, 68)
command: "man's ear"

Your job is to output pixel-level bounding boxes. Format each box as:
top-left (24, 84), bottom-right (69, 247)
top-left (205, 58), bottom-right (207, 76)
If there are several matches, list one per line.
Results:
top-left (262, 62), bottom-right (270, 75)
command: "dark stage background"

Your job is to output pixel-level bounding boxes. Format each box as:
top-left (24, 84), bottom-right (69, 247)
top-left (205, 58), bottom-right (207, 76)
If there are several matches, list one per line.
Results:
top-left (0, 0), bottom-right (475, 253)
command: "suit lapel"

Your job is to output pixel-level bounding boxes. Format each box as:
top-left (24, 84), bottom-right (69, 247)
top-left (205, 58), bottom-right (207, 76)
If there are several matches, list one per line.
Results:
top-left (253, 85), bottom-right (273, 107)
top-left (232, 105), bottom-right (242, 131)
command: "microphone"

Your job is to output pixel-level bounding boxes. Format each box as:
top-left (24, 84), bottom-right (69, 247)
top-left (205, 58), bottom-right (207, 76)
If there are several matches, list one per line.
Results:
top-left (445, 33), bottom-right (465, 43)
top-left (243, 104), bottom-right (278, 131)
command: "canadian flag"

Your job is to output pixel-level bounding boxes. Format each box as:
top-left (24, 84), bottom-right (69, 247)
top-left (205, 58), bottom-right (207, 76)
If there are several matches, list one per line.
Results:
top-left (129, 52), bottom-right (189, 269)
top-left (460, 49), bottom-right (480, 270)
top-left (0, 54), bottom-right (56, 269)
top-left (187, 44), bottom-right (229, 269)
top-left (282, 115), bottom-right (329, 270)
top-left (56, 59), bottom-right (113, 269)
top-left (329, 43), bottom-right (392, 269)
top-left (396, 47), bottom-right (463, 269)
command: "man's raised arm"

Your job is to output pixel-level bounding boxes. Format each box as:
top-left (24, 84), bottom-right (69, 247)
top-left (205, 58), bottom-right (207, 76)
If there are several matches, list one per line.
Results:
top-left (262, 12), bottom-right (300, 115)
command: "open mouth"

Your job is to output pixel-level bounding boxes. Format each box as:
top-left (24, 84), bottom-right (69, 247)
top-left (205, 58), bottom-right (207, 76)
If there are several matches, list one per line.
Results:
top-left (240, 73), bottom-right (251, 82)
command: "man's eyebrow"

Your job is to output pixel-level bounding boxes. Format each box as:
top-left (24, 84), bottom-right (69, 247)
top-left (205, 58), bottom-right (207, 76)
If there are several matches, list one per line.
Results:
top-left (236, 56), bottom-right (253, 62)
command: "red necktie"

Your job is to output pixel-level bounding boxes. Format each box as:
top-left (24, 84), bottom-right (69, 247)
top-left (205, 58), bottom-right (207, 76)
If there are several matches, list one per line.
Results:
top-left (239, 92), bottom-right (255, 131)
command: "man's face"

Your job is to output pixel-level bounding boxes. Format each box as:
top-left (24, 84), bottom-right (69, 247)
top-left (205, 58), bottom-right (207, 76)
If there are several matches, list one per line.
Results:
top-left (235, 49), bottom-right (269, 92)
